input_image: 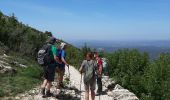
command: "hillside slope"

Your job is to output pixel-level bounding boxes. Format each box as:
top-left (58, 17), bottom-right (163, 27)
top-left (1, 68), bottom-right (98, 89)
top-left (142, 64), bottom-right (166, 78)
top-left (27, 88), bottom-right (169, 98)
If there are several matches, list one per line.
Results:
top-left (0, 11), bottom-right (83, 98)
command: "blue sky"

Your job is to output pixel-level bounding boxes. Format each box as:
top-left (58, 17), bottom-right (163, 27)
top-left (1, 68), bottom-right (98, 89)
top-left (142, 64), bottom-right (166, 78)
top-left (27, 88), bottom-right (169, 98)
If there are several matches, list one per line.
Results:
top-left (0, 0), bottom-right (170, 41)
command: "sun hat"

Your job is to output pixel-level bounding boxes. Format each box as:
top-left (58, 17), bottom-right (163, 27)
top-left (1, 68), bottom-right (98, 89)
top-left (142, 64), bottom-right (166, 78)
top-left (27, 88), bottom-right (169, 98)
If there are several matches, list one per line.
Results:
top-left (60, 42), bottom-right (66, 49)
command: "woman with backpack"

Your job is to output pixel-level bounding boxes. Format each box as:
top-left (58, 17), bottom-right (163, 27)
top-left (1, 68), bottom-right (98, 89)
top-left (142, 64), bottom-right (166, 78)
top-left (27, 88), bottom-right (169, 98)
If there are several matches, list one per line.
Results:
top-left (79, 52), bottom-right (97, 100)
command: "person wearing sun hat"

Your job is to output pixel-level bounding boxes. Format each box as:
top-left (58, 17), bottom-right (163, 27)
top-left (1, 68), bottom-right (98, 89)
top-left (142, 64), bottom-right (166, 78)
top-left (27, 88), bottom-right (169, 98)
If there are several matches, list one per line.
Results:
top-left (56, 42), bottom-right (69, 88)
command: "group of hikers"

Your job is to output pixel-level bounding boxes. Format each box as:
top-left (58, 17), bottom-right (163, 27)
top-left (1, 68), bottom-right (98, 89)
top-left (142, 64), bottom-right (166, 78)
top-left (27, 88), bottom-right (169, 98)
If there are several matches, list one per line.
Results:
top-left (38, 37), bottom-right (105, 100)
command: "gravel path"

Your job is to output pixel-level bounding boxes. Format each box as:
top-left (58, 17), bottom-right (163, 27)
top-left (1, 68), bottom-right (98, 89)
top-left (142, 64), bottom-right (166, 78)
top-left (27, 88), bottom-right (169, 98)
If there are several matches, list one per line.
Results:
top-left (65, 66), bottom-right (113, 100)
top-left (12, 65), bottom-right (138, 100)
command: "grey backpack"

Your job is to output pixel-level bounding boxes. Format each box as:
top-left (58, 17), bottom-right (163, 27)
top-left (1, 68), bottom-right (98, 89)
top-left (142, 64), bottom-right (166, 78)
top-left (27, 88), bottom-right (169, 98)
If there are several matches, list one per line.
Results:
top-left (37, 44), bottom-right (52, 65)
top-left (84, 60), bottom-right (96, 83)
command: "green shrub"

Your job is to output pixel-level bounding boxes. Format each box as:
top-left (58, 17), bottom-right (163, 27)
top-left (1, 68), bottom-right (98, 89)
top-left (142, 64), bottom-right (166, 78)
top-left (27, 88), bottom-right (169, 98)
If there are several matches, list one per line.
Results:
top-left (142, 54), bottom-right (170, 100)
top-left (107, 50), bottom-right (170, 100)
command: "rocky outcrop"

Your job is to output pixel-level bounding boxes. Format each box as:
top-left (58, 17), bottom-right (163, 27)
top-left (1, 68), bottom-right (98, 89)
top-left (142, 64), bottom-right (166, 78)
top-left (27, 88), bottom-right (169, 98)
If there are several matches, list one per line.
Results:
top-left (0, 55), bottom-right (16, 74)
top-left (102, 77), bottom-right (139, 100)
top-left (0, 54), bottom-right (27, 74)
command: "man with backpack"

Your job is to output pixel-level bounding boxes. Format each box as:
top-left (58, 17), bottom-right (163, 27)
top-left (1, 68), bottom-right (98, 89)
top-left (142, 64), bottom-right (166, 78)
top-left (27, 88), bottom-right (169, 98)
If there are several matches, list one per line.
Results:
top-left (94, 52), bottom-right (103, 95)
top-left (38, 37), bottom-right (60, 97)
top-left (56, 42), bottom-right (69, 88)
top-left (79, 52), bottom-right (97, 100)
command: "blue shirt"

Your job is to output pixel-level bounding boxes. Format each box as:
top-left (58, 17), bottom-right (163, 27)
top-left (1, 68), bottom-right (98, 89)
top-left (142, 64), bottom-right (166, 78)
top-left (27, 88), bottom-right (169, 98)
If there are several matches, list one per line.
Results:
top-left (58, 49), bottom-right (66, 70)
top-left (61, 50), bottom-right (66, 67)
top-left (61, 50), bottom-right (66, 60)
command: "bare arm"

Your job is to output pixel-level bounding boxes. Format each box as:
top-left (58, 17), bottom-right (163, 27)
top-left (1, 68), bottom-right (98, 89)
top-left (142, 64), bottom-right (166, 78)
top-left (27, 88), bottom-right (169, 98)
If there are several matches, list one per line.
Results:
top-left (61, 57), bottom-right (69, 66)
top-left (98, 65), bottom-right (103, 75)
top-left (79, 60), bottom-right (85, 73)
top-left (54, 55), bottom-right (61, 64)
top-left (79, 65), bottom-right (83, 73)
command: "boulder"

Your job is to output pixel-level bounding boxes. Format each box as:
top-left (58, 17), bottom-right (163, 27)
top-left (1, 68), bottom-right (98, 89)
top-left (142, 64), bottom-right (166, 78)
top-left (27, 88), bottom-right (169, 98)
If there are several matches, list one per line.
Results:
top-left (114, 84), bottom-right (124, 90)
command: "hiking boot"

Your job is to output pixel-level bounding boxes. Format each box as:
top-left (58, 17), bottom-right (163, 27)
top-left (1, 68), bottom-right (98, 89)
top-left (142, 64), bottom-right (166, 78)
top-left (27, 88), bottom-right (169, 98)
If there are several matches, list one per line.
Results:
top-left (96, 90), bottom-right (102, 96)
top-left (41, 88), bottom-right (45, 96)
top-left (95, 92), bottom-right (102, 96)
top-left (46, 90), bottom-right (53, 97)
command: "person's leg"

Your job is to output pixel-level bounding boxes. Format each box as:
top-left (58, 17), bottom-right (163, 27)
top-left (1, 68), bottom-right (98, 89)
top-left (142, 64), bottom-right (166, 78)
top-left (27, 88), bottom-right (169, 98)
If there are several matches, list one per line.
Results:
top-left (41, 66), bottom-right (48, 88)
top-left (46, 81), bottom-right (52, 90)
top-left (97, 77), bottom-right (102, 93)
top-left (41, 66), bottom-right (48, 96)
top-left (84, 82), bottom-right (90, 100)
top-left (46, 64), bottom-right (55, 96)
top-left (91, 90), bottom-right (95, 100)
top-left (90, 78), bottom-right (96, 100)
top-left (85, 91), bottom-right (89, 100)
top-left (41, 79), bottom-right (47, 95)
top-left (99, 77), bottom-right (102, 92)
top-left (46, 81), bottom-right (52, 97)
top-left (56, 67), bottom-right (61, 89)
top-left (41, 79), bottom-right (47, 88)
top-left (59, 69), bottom-right (64, 87)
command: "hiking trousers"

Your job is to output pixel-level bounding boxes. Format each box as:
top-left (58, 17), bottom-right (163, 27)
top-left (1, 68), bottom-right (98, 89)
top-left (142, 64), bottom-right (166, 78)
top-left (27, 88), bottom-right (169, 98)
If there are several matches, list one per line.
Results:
top-left (97, 77), bottom-right (102, 93)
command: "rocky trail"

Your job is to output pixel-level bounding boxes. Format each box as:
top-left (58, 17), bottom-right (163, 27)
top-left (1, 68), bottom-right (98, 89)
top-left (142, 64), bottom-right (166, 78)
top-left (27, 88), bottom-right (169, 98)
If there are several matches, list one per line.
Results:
top-left (12, 65), bottom-right (139, 100)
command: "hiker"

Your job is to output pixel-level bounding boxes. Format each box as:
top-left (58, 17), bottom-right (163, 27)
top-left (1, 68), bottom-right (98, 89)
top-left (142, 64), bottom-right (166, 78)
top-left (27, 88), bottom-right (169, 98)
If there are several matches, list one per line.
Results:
top-left (56, 42), bottom-right (69, 88)
top-left (79, 52), bottom-right (97, 100)
top-left (94, 52), bottom-right (103, 95)
top-left (102, 58), bottom-right (108, 75)
top-left (55, 43), bottom-right (63, 88)
top-left (40, 37), bottom-right (60, 97)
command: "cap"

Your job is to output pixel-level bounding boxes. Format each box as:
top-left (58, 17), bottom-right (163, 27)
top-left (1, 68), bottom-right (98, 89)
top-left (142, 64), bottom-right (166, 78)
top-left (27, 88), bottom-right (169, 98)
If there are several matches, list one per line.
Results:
top-left (48, 37), bottom-right (57, 44)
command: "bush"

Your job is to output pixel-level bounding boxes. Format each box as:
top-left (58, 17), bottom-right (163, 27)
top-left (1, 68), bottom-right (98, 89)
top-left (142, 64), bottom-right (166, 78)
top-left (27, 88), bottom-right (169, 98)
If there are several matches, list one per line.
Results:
top-left (142, 54), bottom-right (170, 100)
top-left (107, 49), bottom-right (170, 100)
top-left (0, 11), bottom-right (48, 58)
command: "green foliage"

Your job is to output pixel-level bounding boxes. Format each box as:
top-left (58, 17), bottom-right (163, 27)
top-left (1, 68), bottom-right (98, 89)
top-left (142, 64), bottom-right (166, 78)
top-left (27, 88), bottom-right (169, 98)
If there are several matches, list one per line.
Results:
top-left (0, 55), bottom-right (42, 97)
top-left (142, 54), bottom-right (170, 100)
top-left (107, 49), bottom-right (170, 100)
top-left (106, 49), bottom-right (149, 95)
top-left (66, 44), bottom-right (83, 69)
top-left (0, 11), bottom-right (48, 58)
top-left (0, 11), bottom-right (84, 98)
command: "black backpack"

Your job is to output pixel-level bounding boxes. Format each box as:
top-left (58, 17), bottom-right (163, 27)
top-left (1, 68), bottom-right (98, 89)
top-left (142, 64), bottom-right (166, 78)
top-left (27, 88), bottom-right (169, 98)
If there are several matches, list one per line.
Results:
top-left (37, 44), bottom-right (52, 66)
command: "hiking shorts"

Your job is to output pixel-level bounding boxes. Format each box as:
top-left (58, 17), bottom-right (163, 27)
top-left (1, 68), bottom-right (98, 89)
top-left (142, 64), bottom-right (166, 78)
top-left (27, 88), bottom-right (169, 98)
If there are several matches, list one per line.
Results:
top-left (84, 77), bottom-right (96, 92)
top-left (43, 63), bottom-right (56, 82)
top-left (56, 66), bottom-right (65, 77)
top-left (56, 63), bottom-right (65, 74)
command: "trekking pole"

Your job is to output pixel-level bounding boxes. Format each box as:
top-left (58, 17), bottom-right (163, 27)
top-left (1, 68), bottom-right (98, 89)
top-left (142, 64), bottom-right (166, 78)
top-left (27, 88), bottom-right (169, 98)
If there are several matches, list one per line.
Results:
top-left (80, 73), bottom-right (82, 99)
top-left (67, 65), bottom-right (71, 88)
top-left (99, 91), bottom-right (101, 100)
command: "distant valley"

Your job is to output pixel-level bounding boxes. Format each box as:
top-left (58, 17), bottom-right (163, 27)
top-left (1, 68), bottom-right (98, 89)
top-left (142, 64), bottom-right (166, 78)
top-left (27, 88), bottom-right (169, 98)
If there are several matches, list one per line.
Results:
top-left (70, 40), bottom-right (170, 59)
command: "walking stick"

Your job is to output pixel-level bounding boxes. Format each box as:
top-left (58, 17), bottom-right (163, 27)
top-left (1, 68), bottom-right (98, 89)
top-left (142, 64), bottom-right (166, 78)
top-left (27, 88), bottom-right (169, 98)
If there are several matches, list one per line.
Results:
top-left (67, 65), bottom-right (71, 88)
top-left (80, 73), bottom-right (82, 99)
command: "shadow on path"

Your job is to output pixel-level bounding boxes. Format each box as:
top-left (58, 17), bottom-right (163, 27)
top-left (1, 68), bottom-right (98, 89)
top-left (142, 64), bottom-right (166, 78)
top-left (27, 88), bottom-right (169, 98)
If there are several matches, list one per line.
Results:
top-left (55, 86), bottom-right (82, 100)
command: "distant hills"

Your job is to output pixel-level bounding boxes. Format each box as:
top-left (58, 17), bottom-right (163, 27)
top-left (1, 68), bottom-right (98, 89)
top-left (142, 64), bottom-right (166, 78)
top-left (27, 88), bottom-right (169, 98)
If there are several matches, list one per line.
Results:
top-left (71, 40), bottom-right (170, 59)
